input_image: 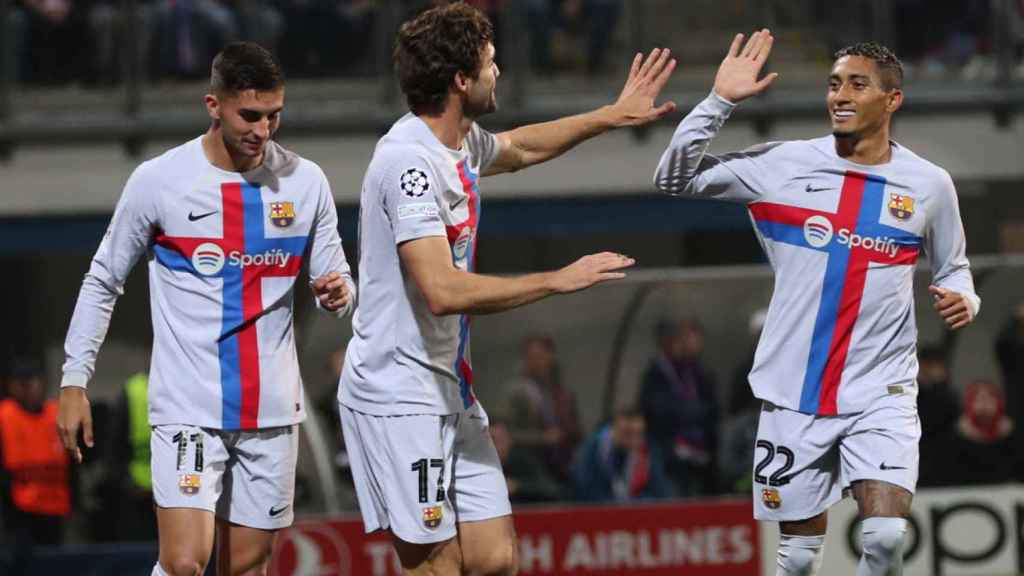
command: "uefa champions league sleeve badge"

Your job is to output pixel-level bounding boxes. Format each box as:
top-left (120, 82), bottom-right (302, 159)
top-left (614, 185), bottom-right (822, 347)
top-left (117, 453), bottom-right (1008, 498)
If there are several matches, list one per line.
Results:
top-left (400, 168), bottom-right (431, 198)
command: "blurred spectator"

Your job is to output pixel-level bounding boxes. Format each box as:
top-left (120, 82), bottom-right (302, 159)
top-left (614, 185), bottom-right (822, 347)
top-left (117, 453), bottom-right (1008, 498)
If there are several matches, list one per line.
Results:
top-left (7, 5), bottom-right (28, 81)
top-left (719, 308), bottom-right (767, 494)
top-left (276, 0), bottom-right (375, 77)
top-left (490, 419), bottom-right (566, 504)
top-left (916, 346), bottom-right (960, 487)
top-left (316, 345), bottom-right (346, 436)
top-left (639, 317), bottom-right (719, 497)
top-left (943, 380), bottom-right (1024, 485)
top-left (94, 372), bottom-right (157, 542)
top-left (996, 303), bottom-right (1024, 424)
top-left (0, 359), bottom-right (71, 573)
top-left (523, 0), bottom-right (622, 75)
top-left (892, 0), bottom-right (994, 78)
top-left (15, 0), bottom-right (90, 85)
top-left (152, 0), bottom-right (235, 78)
top-left (315, 346), bottom-right (361, 511)
top-left (727, 307), bottom-right (766, 417)
top-left (86, 1), bottom-right (157, 85)
top-left (233, 0), bottom-right (282, 52)
top-left (1015, 0), bottom-right (1024, 78)
top-left (152, 0), bottom-right (282, 79)
top-left (573, 405), bottom-right (670, 502)
top-left (500, 334), bottom-right (581, 486)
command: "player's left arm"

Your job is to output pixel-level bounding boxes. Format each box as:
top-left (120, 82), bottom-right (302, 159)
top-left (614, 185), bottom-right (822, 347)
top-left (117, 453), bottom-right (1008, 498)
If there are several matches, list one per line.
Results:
top-left (308, 171), bottom-right (355, 317)
top-left (483, 48), bottom-right (677, 176)
top-left (926, 171), bottom-right (980, 331)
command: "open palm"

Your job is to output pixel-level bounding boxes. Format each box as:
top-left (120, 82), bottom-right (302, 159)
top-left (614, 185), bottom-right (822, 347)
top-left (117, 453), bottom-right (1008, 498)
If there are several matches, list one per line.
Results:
top-left (713, 29), bottom-right (779, 103)
top-left (611, 48), bottom-right (677, 127)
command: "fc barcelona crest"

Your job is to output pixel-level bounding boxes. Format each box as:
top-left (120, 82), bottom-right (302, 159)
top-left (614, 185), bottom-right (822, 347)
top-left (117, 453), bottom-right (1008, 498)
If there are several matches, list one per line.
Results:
top-left (179, 474), bottom-right (201, 495)
top-left (888, 193), bottom-right (914, 221)
top-left (269, 202), bottom-right (296, 228)
top-left (422, 506), bottom-right (443, 529)
top-left (762, 487), bottom-right (782, 510)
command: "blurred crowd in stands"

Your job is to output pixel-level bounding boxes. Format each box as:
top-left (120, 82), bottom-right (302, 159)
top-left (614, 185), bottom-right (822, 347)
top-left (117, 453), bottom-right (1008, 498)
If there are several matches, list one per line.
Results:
top-left (488, 304), bottom-right (1024, 507)
top-left (4, 0), bottom-right (1023, 88)
top-left (3, 0), bottom-right (625, 86)
top-left (2, 302), bottom-right (1024, 566)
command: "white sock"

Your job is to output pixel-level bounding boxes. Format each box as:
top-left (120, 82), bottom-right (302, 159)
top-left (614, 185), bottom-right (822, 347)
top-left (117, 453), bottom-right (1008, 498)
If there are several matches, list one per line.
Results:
top-left (856, 517), bottom-right (907, 576)
top-left (776, 534), bottom-right (826, 575)
top-left (152, 563), bottom-right (171, 576)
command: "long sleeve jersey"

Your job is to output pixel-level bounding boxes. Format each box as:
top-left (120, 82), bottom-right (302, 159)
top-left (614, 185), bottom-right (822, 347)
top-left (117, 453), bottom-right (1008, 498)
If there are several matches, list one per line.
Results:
top-left (654, 93), bottom-right (979, 416)
top-left (62, 137), bottom-right (354, 429)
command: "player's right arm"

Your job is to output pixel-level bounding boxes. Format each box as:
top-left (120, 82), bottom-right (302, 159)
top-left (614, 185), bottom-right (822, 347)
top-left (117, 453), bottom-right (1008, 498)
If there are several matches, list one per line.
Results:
top-left (380, 150), bottom-right (631, 315)
top-left (399, 237), bottom-right (632, 316)
top-left (58, 165), bottom-right (159, 463)
top-left (653, 29), bottom-right (779, 201)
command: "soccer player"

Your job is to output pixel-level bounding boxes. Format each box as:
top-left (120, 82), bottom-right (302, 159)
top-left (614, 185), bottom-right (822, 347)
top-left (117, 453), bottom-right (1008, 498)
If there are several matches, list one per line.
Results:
top-left (56, 42), bottom-right (354, 576)
top-left (654, 31), bottom-right (979, 576)
top-left (339, 3), bottom-right (676, 574)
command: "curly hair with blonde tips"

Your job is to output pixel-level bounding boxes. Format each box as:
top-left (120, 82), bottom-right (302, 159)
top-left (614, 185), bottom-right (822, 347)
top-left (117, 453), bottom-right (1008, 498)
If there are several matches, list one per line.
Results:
top-left (834, 42), bottom-right (904, 91)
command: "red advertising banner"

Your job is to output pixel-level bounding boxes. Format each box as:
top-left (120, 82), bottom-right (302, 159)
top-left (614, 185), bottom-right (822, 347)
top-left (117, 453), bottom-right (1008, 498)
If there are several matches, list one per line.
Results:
top-left (270, 499), bottom-right (758, 576)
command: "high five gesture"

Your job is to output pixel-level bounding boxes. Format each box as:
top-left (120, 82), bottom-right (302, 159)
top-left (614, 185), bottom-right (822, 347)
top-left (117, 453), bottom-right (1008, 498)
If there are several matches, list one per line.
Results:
top-left (713, 29), bottom-right (779, 103)
top-left (610, 48), bottom-right (678, 127)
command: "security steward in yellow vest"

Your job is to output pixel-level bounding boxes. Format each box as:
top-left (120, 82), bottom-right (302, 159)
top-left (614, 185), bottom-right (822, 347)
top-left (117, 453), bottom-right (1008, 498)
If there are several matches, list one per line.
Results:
top-left (99, 372), bottom-right (157, 541)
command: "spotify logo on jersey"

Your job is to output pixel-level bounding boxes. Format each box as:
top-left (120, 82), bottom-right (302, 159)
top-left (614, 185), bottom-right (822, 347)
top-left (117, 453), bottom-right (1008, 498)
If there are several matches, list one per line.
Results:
top-left (452, 227), bottom-right (474, 268)
top-left (803, 215), bottom-right (834, 248)
top-left (192, 243), bottom-right (226, 276)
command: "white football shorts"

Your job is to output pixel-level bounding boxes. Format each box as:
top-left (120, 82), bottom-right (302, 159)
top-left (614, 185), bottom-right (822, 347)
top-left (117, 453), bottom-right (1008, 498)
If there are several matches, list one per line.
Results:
top-left (752, 391), bottom-right (920, 522)
top-left (151, 424), bottom-right (298, 530)
top-left (340, 400), bottom-right (512, 544)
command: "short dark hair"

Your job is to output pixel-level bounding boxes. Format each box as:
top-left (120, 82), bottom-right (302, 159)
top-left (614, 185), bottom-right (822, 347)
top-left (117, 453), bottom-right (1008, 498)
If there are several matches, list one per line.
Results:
top-left (834, 42), bottom-right (903, 91)
top-left (8, 357), bottom-right (43, 382)
top-left (211, 42), bottom-right (284, 95)
top-left (394, 2), bottom-right (494, 114)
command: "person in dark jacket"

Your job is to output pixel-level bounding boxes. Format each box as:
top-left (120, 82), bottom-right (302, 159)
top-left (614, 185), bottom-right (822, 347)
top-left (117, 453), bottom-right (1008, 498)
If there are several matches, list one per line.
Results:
top-left (943, 379), bottom-right (1023, 485)
top-left (639, 317), bottom-right (719, 496)
top-left (573, 405), bottom-right (671, 502)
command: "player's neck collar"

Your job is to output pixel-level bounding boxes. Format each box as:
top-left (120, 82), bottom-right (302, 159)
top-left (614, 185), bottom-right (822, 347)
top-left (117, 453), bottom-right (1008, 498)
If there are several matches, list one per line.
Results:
top-left (416, 110), bottom-right (471, 153)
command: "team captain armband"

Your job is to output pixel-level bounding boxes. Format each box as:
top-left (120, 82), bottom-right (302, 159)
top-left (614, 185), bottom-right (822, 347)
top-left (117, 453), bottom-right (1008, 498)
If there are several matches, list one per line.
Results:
top-left (398, 203), bottom-right (439, 220)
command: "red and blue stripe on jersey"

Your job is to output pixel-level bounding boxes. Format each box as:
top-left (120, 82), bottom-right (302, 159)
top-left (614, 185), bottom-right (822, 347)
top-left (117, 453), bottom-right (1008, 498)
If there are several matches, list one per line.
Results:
top-left (152, 182), bottom-right (307, 429)
top-left (446, 159), bottom-right (480, 409)
top-left (749, 171), bottom-right (922, 416)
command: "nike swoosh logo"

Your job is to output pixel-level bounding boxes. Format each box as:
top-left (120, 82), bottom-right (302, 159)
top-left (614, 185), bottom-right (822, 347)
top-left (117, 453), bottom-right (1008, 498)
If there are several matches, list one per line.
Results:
top-left (188, 210), bottom-right (218, 222)
top-left (879, 462), bottom-right (907, 471)
top-left (269, 504), bottom-right (290, 517)
top-left (805, 184), bottom-right (831, 193)
top-left (449, 197), bottom-right (467, 211)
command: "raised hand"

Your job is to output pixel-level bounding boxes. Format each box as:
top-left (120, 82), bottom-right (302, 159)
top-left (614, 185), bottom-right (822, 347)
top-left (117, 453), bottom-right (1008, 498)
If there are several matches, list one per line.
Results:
top-left (713, 29), bottom-right (779, 104)
top-left (550, 252), bottom-right (635, 294)
top-left (609, 48), bottom-right (677, 127)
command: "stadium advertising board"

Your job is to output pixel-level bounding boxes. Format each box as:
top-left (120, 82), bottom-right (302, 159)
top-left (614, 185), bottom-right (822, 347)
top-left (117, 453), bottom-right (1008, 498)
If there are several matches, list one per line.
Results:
top-left (759, 484), bottom-right (1024, 576)
top-left (271, 499), bottom-right (759, 576)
